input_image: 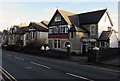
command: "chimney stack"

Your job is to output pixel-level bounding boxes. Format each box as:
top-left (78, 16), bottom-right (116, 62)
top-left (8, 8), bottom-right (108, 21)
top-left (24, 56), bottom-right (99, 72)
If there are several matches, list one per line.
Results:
top-left (108, 27), bottom-right (112, 31)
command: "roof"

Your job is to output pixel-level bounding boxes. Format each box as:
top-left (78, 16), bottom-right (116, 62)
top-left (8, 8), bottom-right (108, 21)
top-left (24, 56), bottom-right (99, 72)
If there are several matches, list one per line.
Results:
top-left (29, 22), bottom-right (48, 32)
top-left (99, 31), bottom-right (112, 41)
top-left (3, 30), bottom-right (9, 34)
top-left (19, 24), bottom-right (27, 27)
top-left (69, 25), bottom-right (89, 33)
top-left (58, 9), bottom-right (76, 25)
top-left (13, 25), bottom-right (19, 29)
top-left (78, 9), bottom-right (107, 25)
top-left (41, 20), bottom-right (49, 26)
top-left (15, 26), bottom-right (28, 34)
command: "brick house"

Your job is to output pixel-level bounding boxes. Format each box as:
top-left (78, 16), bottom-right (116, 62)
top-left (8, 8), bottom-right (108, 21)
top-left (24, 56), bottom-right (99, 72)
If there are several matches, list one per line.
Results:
top-left (48, 9), bottom-right (116, 54)
top-left (2, 20), bottom-right (49, 47)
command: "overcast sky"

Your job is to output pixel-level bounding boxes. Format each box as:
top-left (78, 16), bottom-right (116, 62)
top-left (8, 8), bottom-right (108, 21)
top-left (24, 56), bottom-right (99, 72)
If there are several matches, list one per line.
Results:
top-left (0, 1), bottom-right (118, 33)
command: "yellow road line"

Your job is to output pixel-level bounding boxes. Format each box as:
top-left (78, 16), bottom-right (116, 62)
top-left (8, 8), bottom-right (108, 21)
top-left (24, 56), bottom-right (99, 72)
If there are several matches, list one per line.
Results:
top-left (0, 69), bottom-right (12, 81)
top-left (0, 66), bottom-right (17, 81)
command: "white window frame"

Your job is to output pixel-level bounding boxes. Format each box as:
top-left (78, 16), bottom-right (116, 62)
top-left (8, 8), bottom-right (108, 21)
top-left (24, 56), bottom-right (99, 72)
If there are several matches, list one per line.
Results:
top-left (55, 16), bottom-right (61, 22)
top-left (49, 25), bottom-right (68, 34)
top-left (53, 39), bottom-right (61, 48)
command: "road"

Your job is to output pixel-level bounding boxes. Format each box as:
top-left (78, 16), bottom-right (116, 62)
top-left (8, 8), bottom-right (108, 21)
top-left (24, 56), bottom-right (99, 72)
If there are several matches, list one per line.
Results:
top-left (1, 50), bottom-right (119, 81)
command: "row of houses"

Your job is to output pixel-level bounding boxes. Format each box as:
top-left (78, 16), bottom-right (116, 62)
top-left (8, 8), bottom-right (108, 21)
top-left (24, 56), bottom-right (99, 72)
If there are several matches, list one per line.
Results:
top-left (2, 21), bottom-right (49, 47)
top-left (2, 9), bottom-right (119, 54)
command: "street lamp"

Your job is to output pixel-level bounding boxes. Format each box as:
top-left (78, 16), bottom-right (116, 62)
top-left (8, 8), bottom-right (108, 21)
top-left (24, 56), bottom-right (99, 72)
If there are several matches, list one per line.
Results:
top-left (41, 46), bottom-right (45, 50)
top-left (45, 46), bottom-right (50, 51)
top-left (67, 44), bottom-right (71, 59)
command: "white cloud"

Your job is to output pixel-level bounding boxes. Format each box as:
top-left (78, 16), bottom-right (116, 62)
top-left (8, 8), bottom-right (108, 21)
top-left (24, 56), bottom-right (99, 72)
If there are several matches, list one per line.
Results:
top-left (44, 8), bottom-right (56, 13)
top-left (44, 8), bottom-right (51, 12)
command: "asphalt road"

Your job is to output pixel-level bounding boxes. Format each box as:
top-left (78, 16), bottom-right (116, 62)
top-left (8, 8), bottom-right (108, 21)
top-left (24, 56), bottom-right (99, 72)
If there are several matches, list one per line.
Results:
top-left (1, 50), bottom-right (119, 81)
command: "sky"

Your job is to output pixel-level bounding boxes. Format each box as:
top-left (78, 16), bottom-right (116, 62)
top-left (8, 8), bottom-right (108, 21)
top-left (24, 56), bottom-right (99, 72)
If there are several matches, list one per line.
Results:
top-left (0, 1), bottom-right (118, 35)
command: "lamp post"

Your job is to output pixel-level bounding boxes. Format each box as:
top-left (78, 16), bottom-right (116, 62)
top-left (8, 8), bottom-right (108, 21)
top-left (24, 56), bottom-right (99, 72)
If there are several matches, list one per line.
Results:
top-left (67, 44), bottom-right (71, 59)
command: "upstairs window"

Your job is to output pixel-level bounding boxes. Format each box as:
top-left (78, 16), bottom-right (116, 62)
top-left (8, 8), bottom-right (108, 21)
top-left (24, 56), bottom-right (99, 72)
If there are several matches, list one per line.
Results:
top-left (55, 16), bottom-right (61, 22)
top-left (90, 25), bottom-right (96, 35)
top-left (49, 25), bottom-right (68, 34)
top-left (55, 13), bottom-right (61, 22)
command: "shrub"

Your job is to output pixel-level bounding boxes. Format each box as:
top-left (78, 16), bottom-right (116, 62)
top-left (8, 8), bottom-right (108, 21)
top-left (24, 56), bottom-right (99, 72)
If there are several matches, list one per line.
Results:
top-left (26, 38), bottom-right (47, 50)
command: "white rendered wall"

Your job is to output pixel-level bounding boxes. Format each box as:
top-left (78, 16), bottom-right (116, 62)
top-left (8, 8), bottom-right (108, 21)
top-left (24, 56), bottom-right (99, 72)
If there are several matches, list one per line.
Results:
top-left (98, 12), bottom-right (112, 37)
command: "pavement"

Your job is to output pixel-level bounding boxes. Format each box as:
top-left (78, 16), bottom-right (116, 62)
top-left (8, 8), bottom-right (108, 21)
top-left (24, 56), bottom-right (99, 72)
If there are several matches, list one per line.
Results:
top-left (70, 55), bottom-right (119, 71)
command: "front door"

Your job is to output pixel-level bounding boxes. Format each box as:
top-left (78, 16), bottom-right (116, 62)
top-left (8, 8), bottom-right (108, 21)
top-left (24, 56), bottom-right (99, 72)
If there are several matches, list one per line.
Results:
top-left (82, 42), bottom-right (88, 55)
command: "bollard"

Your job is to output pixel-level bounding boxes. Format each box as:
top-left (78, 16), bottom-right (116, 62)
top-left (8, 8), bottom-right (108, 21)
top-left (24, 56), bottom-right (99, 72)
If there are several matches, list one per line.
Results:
top-left (41, 46), bottom-right (45, 56)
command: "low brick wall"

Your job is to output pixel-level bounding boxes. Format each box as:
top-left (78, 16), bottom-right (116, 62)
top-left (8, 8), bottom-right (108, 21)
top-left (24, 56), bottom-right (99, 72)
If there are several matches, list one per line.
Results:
top-left (24, 47), bottom-right (68, 59)
top-left (4, 45), bottom-right (68, 59)
top-left (88, 48), bottom-right (119, 62)
top-left (99, 48), bottom-right (119, 59)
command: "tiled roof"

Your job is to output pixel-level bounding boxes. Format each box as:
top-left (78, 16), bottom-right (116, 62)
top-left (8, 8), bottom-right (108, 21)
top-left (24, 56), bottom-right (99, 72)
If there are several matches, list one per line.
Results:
top-left (58, 9), bottom-right (76, 25)
top-left (69, 25), bottom-right (89, 33)
top-left (29, 22), bottom-right (48, 32)
top-left (78, 9), bottom-right (107, 25)
top-left (99, 31), bottom-right (112, 41)
top-left (41, 20), bottom-right (49, 26)
top-left (15, 26), bottom-right (28, 34)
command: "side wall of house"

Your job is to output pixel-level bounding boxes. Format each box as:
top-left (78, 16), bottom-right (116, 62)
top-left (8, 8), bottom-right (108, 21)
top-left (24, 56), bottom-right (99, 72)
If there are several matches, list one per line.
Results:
top-left (82, 24), bottom-right (98, 38)
top-left (38, 32), bottom-right (48, 44)
top-left (98, 12), bottom-right (112, 37)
